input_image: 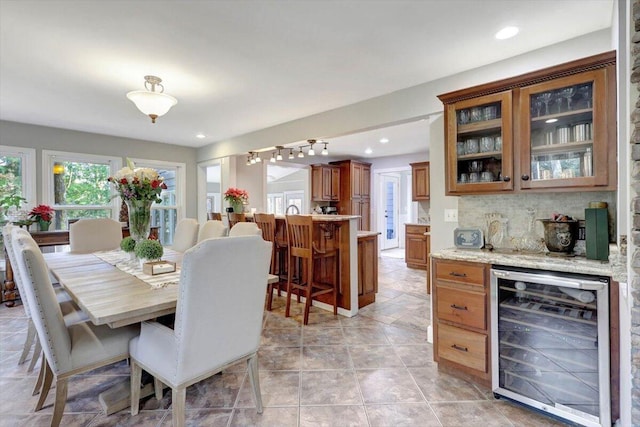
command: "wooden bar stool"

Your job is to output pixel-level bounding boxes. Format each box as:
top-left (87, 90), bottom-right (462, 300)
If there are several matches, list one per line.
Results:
top-left (207, 212), bottom-right (222, 221)
top-left (228, 212), bottom-right (246, 229)
top-left (284, 215), bottom-right (339, 325)
top-left (254, 213), bottom-right (287, 310)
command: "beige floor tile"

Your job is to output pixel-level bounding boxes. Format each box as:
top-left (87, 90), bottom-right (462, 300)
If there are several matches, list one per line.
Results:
top-left (300, 405), bottom-right (369, 426)
top-left (410, 366), bottom-right (487, 402)
top-left (302, 345), bottom-right (353, 370)
top-left (365, 403), bottom-right (442, 427)
top-left (230, 406), bottom-right (299, 427)
top-left (349, 345), bottom-right (404, 369)
top-left (356, 369), bottom-right (424, 404)
top-left (429, 401), bottom-right (513, 426)
top-left (300, 370), bottom-right (362, 405)
top-left (236, 371), bottom-right (299, 408)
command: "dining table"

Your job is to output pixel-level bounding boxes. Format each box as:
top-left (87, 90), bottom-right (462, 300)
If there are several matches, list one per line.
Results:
top-left (42, 248), bottom-right (279, 415)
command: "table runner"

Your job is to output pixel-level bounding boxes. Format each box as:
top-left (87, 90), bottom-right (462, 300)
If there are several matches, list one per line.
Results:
top-left (93, 250), bottom-right (181, 289)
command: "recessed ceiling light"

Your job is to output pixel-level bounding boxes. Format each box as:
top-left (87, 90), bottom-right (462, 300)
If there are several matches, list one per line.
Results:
top-left (196, 133), bottom-right (206, 139)
top-left (545, 118), bottom-right (558, 124)
top-left (495, 26), bottom-right (519, 40)
top-left (379, 138), bottom-right (389, 144)
top-left (365, 147), bottom-right (373, 155)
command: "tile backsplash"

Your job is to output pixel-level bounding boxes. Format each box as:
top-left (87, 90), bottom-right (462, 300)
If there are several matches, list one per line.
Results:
top-left (458, 191), bottom-right (616, 243)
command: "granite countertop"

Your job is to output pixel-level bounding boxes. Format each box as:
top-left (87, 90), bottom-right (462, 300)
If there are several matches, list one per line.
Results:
top-left (357, 231), bottom-right (381, 238)
top-left (432, 245), bottom-right (624, 280)
top-left (243, 213), bottom-right (360, 221)
top-left (405, 222), bottom-right (430, 226)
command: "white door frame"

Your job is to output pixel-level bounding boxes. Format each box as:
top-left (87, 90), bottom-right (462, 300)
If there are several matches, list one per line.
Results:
top-left (372, 166), bottom-right (412, 254)
top-left (380, 174), bottom-right (400, 250)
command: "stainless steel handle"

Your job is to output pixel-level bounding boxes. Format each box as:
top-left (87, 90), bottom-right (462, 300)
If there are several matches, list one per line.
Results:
top-left (450, 304), bottom-right (467, 311)
top-left (491, 269), bottom-right (605, 291)
top-left (451, 344), bottom-right (468, 352)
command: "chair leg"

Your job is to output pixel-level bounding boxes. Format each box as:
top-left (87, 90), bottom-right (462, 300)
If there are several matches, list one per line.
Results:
top-left (172, 387), bottom-right (187, 427)
top-left (130, 359), bottom-right (142, 416)
top-left (32, 356), bottom-right (46, 396)
top-left (303, 279), bottom-right (312, 326)
top-left (51, 378), bottom-right (68, 427)
top-left (247, 354), bottom-right (263, 413)
top-left (18, 319), bottom-right (37, 365)
top-left (266, 283), bottom-right (273, 311)
top-left (35, 360), bottom-right (53, 411)
top-left (27, 340), bottom-right (41, 373)
top-left (285, 255), bottom-right (293, 318)
top-left (154, 377), bottom-right (164, 401)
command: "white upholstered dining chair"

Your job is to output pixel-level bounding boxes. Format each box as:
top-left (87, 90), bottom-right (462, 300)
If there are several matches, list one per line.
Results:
top-left (196, 220), bottom-right (227, 242)
top-left (228, 222), bottom-right (262, 237)
top-left (170, 218), bottom-right (199, 252)
top-left (129, 235), bottom-right (272, 427)
top-left (2, 226), bottom-right (87, 374)
top-left (69, 218), bottom-right (122, 253)
top-left (12, 231), bottom-right (139, 427)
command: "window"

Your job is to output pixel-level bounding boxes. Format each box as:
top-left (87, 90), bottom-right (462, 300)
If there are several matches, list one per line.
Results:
top-left (0, 145), bottom-right (36, 219)
top-left (131, 159), bottom-right (185, 246)
top-left (267, 193), bottom-right (284, 215)
top-left (42, 151), bottom-right (120, 230)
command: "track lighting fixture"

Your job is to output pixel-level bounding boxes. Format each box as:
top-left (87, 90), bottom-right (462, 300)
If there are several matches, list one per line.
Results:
top-left (245, 139), bottom-right (329, 165)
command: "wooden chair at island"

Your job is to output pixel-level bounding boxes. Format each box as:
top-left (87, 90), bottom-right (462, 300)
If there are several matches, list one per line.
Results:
top-left (254, 213), bottom-right (287, 311)
top-left (284, 215), bottom-right (340, 325)
top-left (228, 212), bottom-right (246, 229)
top-left (207, 212), bottom-right (222, 221)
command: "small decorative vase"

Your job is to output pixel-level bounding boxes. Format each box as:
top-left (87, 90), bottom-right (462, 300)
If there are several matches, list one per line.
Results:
top-left (126, 199), bottom-right (153, 242)
top-left (231, 200), bottom-right (244, 213)
top-left (38, 220), bottom-right (51, 231)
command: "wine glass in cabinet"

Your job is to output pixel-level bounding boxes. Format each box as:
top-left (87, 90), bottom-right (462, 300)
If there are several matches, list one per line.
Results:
top-left (445, 91), bottom-right (513, 195)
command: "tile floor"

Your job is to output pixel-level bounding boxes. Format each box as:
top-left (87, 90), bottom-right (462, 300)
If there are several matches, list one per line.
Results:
top-left (0, 254), bottom-right (570, 426)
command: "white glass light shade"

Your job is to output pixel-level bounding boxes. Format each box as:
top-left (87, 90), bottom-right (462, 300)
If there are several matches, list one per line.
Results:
top-left (126, 90), bottom-right (177, 122)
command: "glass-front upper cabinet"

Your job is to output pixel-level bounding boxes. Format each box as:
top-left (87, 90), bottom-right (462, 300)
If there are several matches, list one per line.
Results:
top-left (518, 69), bottom-right (610, 190)
top-left (445, 91), bottom-right (513, 194)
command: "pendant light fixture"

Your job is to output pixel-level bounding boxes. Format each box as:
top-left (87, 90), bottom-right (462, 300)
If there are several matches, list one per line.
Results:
top-left (307, 140), bottom-right (316, 156)
top-left (126, 75), bottom-right (177, 123)
top-left (244, 139), bottom-right (328, 165)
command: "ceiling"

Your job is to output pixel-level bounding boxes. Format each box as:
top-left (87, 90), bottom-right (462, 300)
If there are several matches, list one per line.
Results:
top-left (0, 1), bottom-right (613, 158)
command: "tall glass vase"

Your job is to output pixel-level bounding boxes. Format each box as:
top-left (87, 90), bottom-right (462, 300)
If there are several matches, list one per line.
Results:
top-left (126, 199), bottom-right (153, 242)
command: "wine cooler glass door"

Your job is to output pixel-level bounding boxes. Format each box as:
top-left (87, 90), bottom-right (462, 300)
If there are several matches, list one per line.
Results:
top-left (490, 268), bottom-right (610, 427)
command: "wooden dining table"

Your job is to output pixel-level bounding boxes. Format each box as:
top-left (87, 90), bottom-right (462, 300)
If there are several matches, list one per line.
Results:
top-left (42, 248), bottom-right (278, 414)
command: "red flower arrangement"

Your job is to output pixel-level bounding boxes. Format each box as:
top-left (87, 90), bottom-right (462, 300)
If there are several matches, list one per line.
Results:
top-left (223, 187), bottom-right (249, 204)
top-left (29, 204), bottom-right (55, 222)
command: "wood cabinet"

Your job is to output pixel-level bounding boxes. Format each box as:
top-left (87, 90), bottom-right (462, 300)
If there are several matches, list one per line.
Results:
top-left (405, 224), bottom-right (429, 270)
top-left (438, 51), bottom-right (616, 195)
top-left (331, 160), bottom-right (371, 230)
top-left (357, 232), bottom-right (379, 308)
top-left (311, 164), bottom-right (340, 202)
top-left (432, 259), bottom-right (490, 386)
top-left (410, 162), bottom-right (430, 200)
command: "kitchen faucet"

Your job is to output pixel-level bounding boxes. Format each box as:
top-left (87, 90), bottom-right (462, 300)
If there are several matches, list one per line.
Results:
top-left (286, 204), bottom-right (300, 214)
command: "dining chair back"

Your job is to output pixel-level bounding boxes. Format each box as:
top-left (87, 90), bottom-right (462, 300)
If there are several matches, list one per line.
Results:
top-left (12, 231), bottom-right (139, 427)
top-left (254, 213), bottom-right (286, 311)
top-left (197, 220), bottom-right (227, 242)
top-left (228, 222), bottom-right (262, 237)
top-left (207, 212), bottom-right (222, 221)
top-left (129, 235), bottom-right (271, 427)
top-left (170, 218), bottom-right (199, 252)
top-left (69, 218), bottom-right (122, 253)
top-left (227, 212), bottom-right (246, 229)
top-left (285, 215), bottom-right (339, 325)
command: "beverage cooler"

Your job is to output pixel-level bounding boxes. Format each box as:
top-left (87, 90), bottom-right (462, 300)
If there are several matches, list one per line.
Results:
top-left (490, 266), bottom-right (610, 427)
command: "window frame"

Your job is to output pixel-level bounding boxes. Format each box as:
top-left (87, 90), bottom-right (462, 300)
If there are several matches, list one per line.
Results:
top-left (41, 150), bottom-right (121, 219)
top-left (129, 158), bottom-right (186, 220)
top-left (0, 145), bottom-right (36, 208)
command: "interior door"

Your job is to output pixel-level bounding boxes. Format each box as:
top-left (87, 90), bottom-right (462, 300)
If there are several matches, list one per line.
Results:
top-left (381, 174), bottom-right (399, 250)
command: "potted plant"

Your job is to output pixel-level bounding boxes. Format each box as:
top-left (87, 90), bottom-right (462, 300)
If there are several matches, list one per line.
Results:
top-left (120, 236), bottom-right (137, 261)
top-left (28, 204), bottom-right (55, 231)
top-left (134, 238), bottom-right (163, 268)
top-left (224, 187), bottom-right (248, 213)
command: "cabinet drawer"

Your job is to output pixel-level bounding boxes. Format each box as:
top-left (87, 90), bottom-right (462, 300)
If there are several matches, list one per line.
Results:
top-left (434, 260), bottom-right (485, 287)
top-left (437, 287), bottom-right (486, 330)
top-left (406, 224), bottom-right (429, 235)
top-left (437, 323), bottom-right (487, 372)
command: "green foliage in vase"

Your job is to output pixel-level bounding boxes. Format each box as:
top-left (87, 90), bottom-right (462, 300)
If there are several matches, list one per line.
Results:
top-left (134, 239), bottom-right (163, 260)
top-left (120, 236), bottom-right (136, 253)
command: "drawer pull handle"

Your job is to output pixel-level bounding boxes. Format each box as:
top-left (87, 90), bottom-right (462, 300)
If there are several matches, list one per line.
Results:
top-left (449, 272), bottom-right (467, 278)
top-left (450, 304), bottom-right (467, 311)
top-left (451, 344), bottom-right (468, 352)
